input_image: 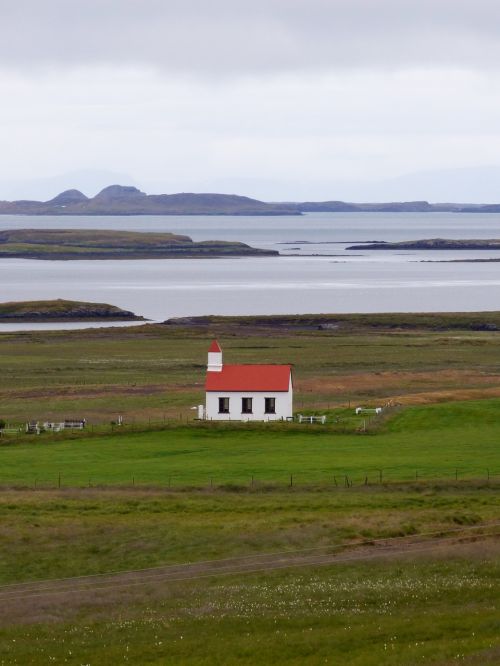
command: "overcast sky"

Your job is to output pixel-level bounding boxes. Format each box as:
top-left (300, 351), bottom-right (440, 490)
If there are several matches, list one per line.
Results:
top-left (2, 0), bottom-right (500, 201)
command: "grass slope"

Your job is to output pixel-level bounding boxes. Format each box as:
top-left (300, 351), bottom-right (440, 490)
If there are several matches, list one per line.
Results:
top-left (0, 486), bottom-right (498, 664)
top-left (1, 486), bottom-right (498, 584)
top-left (1, 400), bottom-right (499, 486)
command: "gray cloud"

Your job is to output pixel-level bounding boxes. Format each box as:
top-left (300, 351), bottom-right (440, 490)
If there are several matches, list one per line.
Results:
top-left (2, 1), bottom-right (500, 202)
top-left (2, 0), bottom-right (500, 74)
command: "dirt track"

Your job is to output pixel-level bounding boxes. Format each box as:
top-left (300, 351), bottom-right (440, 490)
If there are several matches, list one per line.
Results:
top-left (1, 523), bottom-right (498, 626)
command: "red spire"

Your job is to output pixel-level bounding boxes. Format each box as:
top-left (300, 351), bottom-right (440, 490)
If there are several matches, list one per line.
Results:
top-left (208, 339), bottom-right (222, 353)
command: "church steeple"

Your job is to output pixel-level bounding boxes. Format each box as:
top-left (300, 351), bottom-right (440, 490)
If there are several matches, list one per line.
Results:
top-left (207, 340), bottom-right (223, 372)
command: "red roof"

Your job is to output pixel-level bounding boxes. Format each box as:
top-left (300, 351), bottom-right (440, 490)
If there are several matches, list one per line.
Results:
top-left (208, 340), bottom-right (222, 353)
top-left (206, 364), bottom-right (292, 391)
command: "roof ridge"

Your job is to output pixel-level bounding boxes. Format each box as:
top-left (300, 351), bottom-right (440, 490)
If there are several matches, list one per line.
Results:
top-left (208, 339), bottom-right (222, 352)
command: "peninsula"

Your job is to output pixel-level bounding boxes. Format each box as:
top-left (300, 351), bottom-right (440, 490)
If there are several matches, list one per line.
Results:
top-left (346, 239), bottom-right (500, 250)
top-left (0, 299), bottom-right (144, 322)
top-left (0, 229), bottom-right (277, 260)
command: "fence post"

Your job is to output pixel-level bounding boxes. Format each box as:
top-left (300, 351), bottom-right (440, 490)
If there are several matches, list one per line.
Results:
top-left (251, 474), bottom-right (254, 488)
top-left (379, 469), bottom-right (383, 484)
top-left (487, 468), bottom-right (490, 481)
top-left (290, 474), bottom-right (293, 487)
top-left (455, 468), bottom-right (458, 481)
top-left (333, 475), bottom-right (337, 487)
top-left (58, 473), bottom-right (61, 489)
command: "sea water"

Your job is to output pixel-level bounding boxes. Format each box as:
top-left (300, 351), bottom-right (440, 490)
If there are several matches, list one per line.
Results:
top-left (1, 212), bottom-right (500, 329)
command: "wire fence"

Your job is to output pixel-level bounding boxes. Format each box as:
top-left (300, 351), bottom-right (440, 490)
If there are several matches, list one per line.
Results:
top-left (2, 467), bottom-right (498, 491)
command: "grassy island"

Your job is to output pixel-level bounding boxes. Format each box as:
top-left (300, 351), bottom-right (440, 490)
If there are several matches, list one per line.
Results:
top-left (0, 299), bottom-right (143, 322)
top-left (0, 229), bottom-right (278, 260)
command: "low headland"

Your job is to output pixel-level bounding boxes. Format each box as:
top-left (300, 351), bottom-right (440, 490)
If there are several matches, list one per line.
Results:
top-left (347, 238), bottom-right (500, 250)
top-left (164, 311), bottom-right (500, 333)
top-left (0, 229), bottom-right (277, 260)
top-left (0, 299), bottom-right (144, 322)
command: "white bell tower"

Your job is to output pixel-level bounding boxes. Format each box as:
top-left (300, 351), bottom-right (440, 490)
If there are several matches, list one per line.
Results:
top-left (207, 339), bottom-right (223, 372)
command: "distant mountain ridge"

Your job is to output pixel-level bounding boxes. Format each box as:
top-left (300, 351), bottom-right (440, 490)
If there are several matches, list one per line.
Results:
top-left (0, 185), bottom-right (299, 216)
top-left (0, 184), bottom-right (496, 215)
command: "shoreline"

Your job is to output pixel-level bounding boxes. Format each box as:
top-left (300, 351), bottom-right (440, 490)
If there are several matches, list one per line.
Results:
top-left (3, 310), bottom-right (500, 333)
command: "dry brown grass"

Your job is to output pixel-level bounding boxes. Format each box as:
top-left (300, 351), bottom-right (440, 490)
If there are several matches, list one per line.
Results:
top-left (297, 369), bottom-right (500, 405)
top-left (0, 383), bottom-right (188, 401)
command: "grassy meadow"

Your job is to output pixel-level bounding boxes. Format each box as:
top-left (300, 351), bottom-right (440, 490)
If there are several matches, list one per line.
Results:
top-left (0, 400), bottom-right (499, 487)
top-left (0, 316), bottom-right (499, 664)
top-left (2, 315), bottom-right (500, 425)
top-left (0, 547), bottom-right (499, 665)
top-left (0, 486), bottom-right (498, 664)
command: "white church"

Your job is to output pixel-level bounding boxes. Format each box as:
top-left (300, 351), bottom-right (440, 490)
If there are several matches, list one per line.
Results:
top-left (203, 340), bottom-right (293, 421)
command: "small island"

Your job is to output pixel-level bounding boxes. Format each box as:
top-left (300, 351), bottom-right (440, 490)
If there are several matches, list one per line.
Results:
top-left (0, 229), bottom-right (278, 260)
top-left (346, 238), bottom-right (500, 250)
top-left (0, 299), bottom-right (144, 323)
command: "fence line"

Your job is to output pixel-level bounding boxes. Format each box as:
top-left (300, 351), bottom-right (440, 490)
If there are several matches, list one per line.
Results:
top-left (0, 417), bottom-right (371, 446)
top-left (4, 467), bottom-right (499, 491)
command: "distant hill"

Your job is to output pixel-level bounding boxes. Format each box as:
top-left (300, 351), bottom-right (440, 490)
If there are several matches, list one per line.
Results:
top-left (0, 184), bottom-right (495, 215)
top-left (0, 185), bottom-right (299, 216)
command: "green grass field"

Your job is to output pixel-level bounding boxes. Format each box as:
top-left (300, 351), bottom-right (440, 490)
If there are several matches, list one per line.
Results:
top-left (1, 319), bottom-right (499, 664)
top-left (1, 484), bottom-right (498, 584)
top-left (1, 400), bottom-right (499, 487)
top-left (0, 485), bottom-right (498, 665)
top-left (1, 554), bottom-right (498, 665)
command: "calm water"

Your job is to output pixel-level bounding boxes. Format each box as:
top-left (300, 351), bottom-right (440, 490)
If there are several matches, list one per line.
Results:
top-left (1, 212), bottom-right (500, 329)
